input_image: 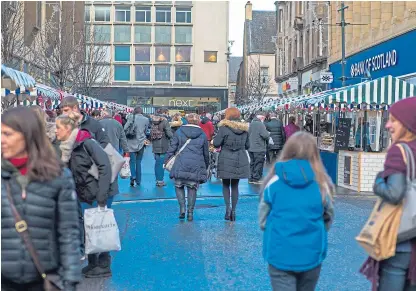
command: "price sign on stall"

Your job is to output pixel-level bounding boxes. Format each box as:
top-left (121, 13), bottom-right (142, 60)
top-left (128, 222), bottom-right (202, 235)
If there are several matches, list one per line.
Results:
top-left (334, 118), bottom-right (352, 152)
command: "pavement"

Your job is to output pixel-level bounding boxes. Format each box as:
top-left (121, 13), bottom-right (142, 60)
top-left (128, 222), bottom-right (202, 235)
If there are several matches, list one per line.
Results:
top-left (78, 147), bottom-right (375, 291)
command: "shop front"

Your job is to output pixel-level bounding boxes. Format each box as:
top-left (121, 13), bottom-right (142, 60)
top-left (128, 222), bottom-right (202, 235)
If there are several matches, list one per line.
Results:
top-left (152, 96), bottom-right (221, 114)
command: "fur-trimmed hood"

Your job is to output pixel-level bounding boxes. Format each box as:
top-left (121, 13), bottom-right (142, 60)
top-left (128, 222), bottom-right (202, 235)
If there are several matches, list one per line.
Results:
top-left (170, 120), bottom-right (183, 128)
top-left (218, 119), bottom-right (249, 134)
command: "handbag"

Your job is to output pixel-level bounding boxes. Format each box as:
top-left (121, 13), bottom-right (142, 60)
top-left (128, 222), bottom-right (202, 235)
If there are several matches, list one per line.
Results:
top-left (164, 139), bottom-right (191, 172)
top-left (5, 182), bottom-right (63, 291)
top-left (396, 143), bottom-right (416, 242)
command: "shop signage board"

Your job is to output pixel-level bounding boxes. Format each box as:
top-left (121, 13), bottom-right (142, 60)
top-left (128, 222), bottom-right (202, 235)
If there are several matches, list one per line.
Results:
top-left (320, 72), bottom-right (333, 84)
top-left (344, 156), bottom-right (352, 185)
top-left (334, 118), bottom-right (352, 152)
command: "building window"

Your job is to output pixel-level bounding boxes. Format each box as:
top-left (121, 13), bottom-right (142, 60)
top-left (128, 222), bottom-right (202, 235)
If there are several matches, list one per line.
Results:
top-left (114, 25), bottom-right (131, 42)
top-left (134, 26), bottom-right (151, 43)
top-left (135, 46), bottom-right (150, 62)
top-left (93, 25), bottom-right (111, 43)
top-left (261, 67), bottom-right (269, 84)
top-left (204, 51), bottom-right (217, 63)
top-left (135, 65), bottom-right (151, 81)
top-left (155, 65), bottom-right (170, 82)
top-left (114, 65), bottom-right (130, 81)
top-left (95, 65), bottom-right (110, 83)
top-left (114, 46), bottom-right (130, 62)
top-left (175, 46), bottom-right (191, 62)
top-left (279, 9), bottom-right (283, 33)
top-left (175, 66), bottom-right (190, 82)
top-left (85, 6), bottom-right (91, 22)
top-left (95, 6), bottom-right (111, 22)
top-left (115, 6), bottom-right (131, 22)
top-left (155, 46), bottom-right (170, 62)
top-left (135, 6), bottom-right (151, 22)
top-left (36, 2), bottom-right (42, 28)
top-left (176, 8), bottom-right (191, 23)
top-left (156, 7), bottom-right (171, 23)
top-left (155, 26), bottom-right (171, 44)
top-left (85, 25), bottom-right (92, 42)
top-left (175, 26), bottom-right (192, 44)
top-left (299, 1), bottom-right (304, 15)
top-left (94, 45), bottom-right (111, 63)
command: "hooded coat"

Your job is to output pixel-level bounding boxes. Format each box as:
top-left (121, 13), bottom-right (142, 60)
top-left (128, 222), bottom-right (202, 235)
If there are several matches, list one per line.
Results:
top-left (165, 125), bottom-right (209, 184)
top-left (151, 115), bottom-right (173, 154)
top-left (79, 111), bottom-right (110, 148)
top-left (199, 116), bottom-right (215, 141)
top-left (213, 119), bottom-right (250, 179)
top-left (170, 119), bottom-right (183, 133)
top-left (265, 118), bottom-right (286, 150)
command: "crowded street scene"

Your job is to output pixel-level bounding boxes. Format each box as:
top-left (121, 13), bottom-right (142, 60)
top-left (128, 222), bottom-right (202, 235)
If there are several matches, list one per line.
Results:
top-left (1, 0), bottom-right (416, 290)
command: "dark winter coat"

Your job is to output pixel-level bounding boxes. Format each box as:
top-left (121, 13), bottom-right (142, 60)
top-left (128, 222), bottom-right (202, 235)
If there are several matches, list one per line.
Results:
top-left (248, 117), bottom-right (270, 153)
top-left (165, 125), bottom-right (209, 184)
top-left (66, 130), bottom-right (111, 205)
top-left (151, 115), bottom-right (173, 154)
top-left (1, 160), bottom-right (82, 285)
top-left (170, 120), bottom-right (183, 134)
top-left (265, 118), bottom-right (286, 150)
top-left (213, 119), bottom-right (250, 179)
top-left (79, 111), bottom-right (110, 148)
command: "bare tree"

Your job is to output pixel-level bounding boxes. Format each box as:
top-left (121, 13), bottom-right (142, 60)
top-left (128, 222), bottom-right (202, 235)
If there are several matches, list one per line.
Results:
top-left (241, 55), bottom-right (272, 103)
top-left (1, 1), bottom-right (25, 67)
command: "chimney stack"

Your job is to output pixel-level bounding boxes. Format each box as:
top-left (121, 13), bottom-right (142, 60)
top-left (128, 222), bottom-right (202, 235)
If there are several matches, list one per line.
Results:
top-left (245, 1), bottom-right (252, 21)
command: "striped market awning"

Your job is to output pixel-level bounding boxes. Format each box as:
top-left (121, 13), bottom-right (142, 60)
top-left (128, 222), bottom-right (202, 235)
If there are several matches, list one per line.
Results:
top-left (307, 75), bottom-right (415, 106)
top-left (1, 64), bottom-right (36, 88)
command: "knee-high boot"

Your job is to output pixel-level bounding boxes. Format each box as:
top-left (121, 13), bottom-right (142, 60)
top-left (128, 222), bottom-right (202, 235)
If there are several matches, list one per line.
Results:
top-left (187, 188), bottom-right (197, 221)
top-left (175, 187), bottom-right (186, 219)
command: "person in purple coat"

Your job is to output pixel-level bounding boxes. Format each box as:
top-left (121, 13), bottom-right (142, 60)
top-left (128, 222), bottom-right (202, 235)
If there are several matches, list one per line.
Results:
top-left (284, 116), bottom-right (300, 140)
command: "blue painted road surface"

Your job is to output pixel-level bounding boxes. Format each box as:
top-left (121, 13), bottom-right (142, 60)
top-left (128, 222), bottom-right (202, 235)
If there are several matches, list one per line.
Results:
top-left (78, 147), bottom-right (375, 291)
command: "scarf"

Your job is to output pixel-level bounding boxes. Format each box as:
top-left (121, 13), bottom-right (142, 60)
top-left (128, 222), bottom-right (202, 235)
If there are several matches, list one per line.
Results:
top-left (59, 128), bottom-right (79, 163)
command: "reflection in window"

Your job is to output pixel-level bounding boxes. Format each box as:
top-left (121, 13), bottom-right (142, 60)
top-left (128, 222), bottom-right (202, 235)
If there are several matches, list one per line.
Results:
top-left (204, 51), bottom-right (217, 63)
top-left (155, 26), bottom-right (171, 44)
top-left (115, 6), bottom-right (131, 22)
top-left (175, 66), bottom-right (190, 82)
top-left (175, 26), bottom-right (192, 43)
top-left (261, 67), bottom-right (269, 84)
top-left (134, 26), bottom-right (151, 43)
top-left (135, 46), bottom-right (150, 62)
top-left (155, 65), bottom-right (170, 82)
top-left (95, 6), bottom-right (111, 22)
top-left (95, 65), bottom-right (110, 83)
top-left (94, 45), bottom-right (111, 63)
top-left (93, 25), bottom-right (111, 43)
top-left (85, 6), bottom-right (91, 22)
top-left (135, 65), bottom-right (151, 81)
top-left (176, 8), bottom-right (191, 23)
top-left (175, 46), bottom-right (191, 62)
top-left (114, 25), bottom-right (131, 42)
top-left (114, 46), bottom-right (130, 62)
top-left (156, 7), bottom-right (171, 23)
top-left (114, 65), bottom-right (130, 81)
top-left (136, 6), bottom-right (151, 22)
top-left (155, 46), bottom-right (170, 62)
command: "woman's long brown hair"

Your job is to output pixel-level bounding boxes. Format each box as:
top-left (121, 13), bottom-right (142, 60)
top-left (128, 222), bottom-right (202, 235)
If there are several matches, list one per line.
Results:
top-left (261, 131), bottom-right (334, 201)
top-left (2, 106), bottom-right (62, 181)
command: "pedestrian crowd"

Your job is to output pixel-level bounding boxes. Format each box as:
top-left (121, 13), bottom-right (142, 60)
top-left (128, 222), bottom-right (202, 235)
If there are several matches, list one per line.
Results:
top-left (1, 95), bottom-right (416, 291)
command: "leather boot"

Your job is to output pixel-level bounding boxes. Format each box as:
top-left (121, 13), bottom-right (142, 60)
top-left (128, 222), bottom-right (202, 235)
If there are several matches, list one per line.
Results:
top-left (84, 252), bottom-right (112, 278)
top-left (82, 254), bottom-right (98, 275)
top-left (187, 189), bottom-right (197, 221)
top-left (175, 188), bottom-right (186, 219)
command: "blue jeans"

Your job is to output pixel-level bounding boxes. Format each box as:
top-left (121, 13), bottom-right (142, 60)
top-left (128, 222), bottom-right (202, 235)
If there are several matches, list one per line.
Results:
top-left (154, 153), bottom-right (165, 182)
top-left (378, 252), bottom-right (416, 291)
top-left (129, 147), bottom-right (145, 184)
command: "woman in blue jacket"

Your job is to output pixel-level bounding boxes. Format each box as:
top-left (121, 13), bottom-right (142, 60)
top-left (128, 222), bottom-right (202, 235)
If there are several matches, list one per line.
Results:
top-left (259, 131), bottom-right (335, 291)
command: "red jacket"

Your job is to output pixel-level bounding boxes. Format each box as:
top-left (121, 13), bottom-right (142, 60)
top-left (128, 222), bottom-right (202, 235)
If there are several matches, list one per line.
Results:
top-left (114, 114), bottom-right (123, 125)
top-left (199, 118), bottom-right (215, 141)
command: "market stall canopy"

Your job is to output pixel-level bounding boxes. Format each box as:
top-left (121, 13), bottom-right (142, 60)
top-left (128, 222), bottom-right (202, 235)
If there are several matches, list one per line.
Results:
top-left (1, 64), bottom-right (36, 88)
top-left (36, 83), bottom-right (62, 101)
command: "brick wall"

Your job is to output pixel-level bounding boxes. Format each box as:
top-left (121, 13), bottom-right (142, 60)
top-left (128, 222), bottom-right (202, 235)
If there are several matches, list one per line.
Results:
top-left (359, 153), bottom-right (386, 192)
top-left (337, 151), bottom-right (360, 191)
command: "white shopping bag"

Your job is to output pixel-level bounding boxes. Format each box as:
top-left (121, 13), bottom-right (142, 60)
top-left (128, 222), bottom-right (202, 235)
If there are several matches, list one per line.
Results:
top-left (120, 157), bottom-right (131, 179)
top-left (84, 207), bottom-right (121, 254)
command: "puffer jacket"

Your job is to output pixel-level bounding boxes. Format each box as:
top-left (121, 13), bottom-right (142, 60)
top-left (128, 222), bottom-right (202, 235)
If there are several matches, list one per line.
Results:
top-left (1, 159), bottom-right (82, 285)
top-left (265, 118), bottom-right (286, 150)
top-left (151, 115), bottom-right (173, 154)
top-left (64, 129), bottom-right (111, 205)
top-left (165, 125), bottom-right (209, 183)
top-left (213, 119), bottom-right (250, 179)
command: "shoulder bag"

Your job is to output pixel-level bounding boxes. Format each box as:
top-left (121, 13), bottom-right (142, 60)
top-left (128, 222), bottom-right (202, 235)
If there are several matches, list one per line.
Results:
top-left (164, 139), bottom-right (191, 172)
top-left (5, 182), bottom-right (63, 291)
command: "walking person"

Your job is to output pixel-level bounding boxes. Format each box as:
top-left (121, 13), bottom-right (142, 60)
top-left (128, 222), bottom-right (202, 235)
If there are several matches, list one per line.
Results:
top-left (213, 108), bottom-right (250, 221)
top-left (360, 97), bottom-right (416, 291)
top-left (55, 112), bottom-right (112, 278)
top-left (284, 116), bottom-right (301, 140)
top-left (248, 112), bottom-right (270, 184)
top-left (170, 114), bottom-right (183, 134)
top-left (199, 113), bottom-right (215, 142)
top-left (165, 114), bottom-right (209, 221)
top-left (259, 131), bottom-right (335, 291)
top-left (265, 112), bottom-right (286, 164)
top-left (150, 114), bottom-right (173, 187)
top-left (124, 107), bottom-right (150, 187)
top-left (2, 107), bottom-right (82, 291)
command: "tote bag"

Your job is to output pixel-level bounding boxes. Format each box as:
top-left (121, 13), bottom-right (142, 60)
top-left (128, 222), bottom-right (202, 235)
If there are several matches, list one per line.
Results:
top-left (164, 139), bottom-right (191, 172)
top-left (120, 157), bottom-right (131, 179)
top-left (396, 143), bottom-right (416, 242)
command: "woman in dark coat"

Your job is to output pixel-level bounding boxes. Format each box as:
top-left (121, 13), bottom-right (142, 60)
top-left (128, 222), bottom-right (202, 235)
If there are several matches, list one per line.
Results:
top-left (164, 113), bottom-right (209, 221)
top-left (213, 108), bottom-right (250, 221)
top-left (1, 107), bottom-right (81, 291)
top-left (170, 113), bottom-right (183, 134)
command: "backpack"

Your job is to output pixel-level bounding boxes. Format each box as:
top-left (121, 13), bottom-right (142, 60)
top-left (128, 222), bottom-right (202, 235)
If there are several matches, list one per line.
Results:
top-left (125, 119), bottom-right (136, 139)
top-left (151, 123), bottom-right (163, 140)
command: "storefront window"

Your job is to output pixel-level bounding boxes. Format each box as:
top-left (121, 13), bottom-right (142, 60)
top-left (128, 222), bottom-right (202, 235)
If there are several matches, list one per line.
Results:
top-left (175, 46), bottom-right (191, 62)
top-left (155, 46), bottom-right (170, 62)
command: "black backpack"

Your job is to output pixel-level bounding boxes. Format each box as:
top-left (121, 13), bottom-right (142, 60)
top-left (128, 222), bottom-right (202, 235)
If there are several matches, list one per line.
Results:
top-left (125, 119), bottom-right (137, 139)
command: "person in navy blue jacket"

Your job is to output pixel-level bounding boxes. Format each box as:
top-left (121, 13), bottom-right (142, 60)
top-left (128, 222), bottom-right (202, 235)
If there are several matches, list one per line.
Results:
top-left (259, 131), bottom-right (335, 291)
top-left (164, 113), bottom-right (209, 221)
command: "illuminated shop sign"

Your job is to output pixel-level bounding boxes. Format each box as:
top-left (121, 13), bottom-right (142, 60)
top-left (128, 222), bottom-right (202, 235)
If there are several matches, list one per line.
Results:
top-left (350, 50), bottom-right (397, 77)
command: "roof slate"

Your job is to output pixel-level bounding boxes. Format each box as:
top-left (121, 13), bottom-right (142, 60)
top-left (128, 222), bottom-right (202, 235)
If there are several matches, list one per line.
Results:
top-left (247, 11), bottom-right (276, 54)
top-left (229, 56), bottom-right (243, 83)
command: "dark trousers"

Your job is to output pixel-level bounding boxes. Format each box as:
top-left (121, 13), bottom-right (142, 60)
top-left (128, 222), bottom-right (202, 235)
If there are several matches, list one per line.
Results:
top-left (1, 276), bottom-right (43, 291)
top-left (268, 264), bottom-right (321, 291)
top-left (378, 252), bottom-right (416, 291)
top-left (267, 149), bottom-right (281, 164)
top-left (249, 151), bottom-right (265, 181)
top-left (129, 146), bottom-right (145, 184)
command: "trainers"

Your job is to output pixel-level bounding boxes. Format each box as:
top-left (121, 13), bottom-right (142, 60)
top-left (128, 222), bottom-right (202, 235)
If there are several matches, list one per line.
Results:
top-left (156, 181), bottom-right (166, 187)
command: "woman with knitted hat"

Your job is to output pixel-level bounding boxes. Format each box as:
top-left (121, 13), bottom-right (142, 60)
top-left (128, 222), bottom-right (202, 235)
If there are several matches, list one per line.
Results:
top-left (360, 97), bottom-right (416, 291)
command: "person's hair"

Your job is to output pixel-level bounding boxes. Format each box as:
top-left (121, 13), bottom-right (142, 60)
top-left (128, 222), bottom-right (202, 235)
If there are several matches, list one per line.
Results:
top-left (56, 112), bottom-right (81, 130)
top-left (186, 113), bottom-right (200, 125)
top-left (91, 109), bottom-right (101, 118)
top-left (172, 113), bottom-right (182, 122)
top-left (2, 107), bottom-right (62, 181)
top-left (45, 110), bottom-right (57, 122)
top-left (289, 116), bottom-right (296, 124)
top-left (60, 95), bottom-right (79, 110)
top-left (224, 107), bottom-right (241, 120)
top-left (262, 131), bottom-right (334, 201)
top-left (101, 109), bottom-right (112, 117)
top-left (134, 106), bottom-right (142, 114)
top-left (30, 105), bottom-right (47, 125)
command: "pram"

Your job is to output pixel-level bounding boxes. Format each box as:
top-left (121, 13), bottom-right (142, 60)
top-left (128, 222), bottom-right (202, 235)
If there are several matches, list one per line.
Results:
top-left (208, 145), bottom-right (220, 181)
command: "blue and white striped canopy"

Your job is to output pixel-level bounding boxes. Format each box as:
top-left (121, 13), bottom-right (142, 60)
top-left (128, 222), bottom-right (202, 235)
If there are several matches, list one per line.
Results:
top-left (1, 65), bottom-right (36, 88)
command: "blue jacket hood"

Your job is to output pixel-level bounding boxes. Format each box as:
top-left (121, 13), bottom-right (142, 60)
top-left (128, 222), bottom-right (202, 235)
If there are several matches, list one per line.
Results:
top-left (275, 159), bottom-right (315, 188)
top-left (179, 125), bottom-right (204, 139)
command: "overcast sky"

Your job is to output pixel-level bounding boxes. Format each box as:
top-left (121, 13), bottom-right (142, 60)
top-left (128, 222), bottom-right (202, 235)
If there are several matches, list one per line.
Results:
top-left (228, 0), bottom-right (276, 56)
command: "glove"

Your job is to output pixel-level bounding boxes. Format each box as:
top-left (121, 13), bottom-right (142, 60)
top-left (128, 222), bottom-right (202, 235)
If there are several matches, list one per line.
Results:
top-left (63, 282), bottom-right (77, 291)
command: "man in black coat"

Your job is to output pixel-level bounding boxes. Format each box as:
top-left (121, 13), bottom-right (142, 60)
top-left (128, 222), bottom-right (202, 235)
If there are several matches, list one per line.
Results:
top-left (248, 112), bottom-right (270, 184)
top-left (265, 112), bottom-right (286, 164)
